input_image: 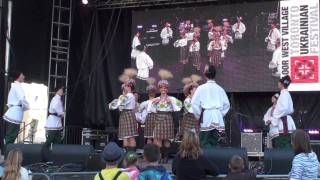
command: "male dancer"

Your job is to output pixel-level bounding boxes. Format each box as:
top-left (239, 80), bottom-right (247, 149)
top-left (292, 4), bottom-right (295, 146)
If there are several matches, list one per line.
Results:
top-left (3, 72), bottom-right (29, 144)
top-left (191, 65), bottom-right (230, 147)
top-left (45, 87), bottom-right (65, 145)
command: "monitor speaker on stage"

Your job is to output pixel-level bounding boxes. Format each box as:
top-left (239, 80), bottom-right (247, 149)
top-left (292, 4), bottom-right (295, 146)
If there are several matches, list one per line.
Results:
top-left (203, 147), bottom-right (248, 174)
top-left (264, 148), bottom-right (294, 174)
top-left (49, 144), bottom-right (95, 166)
top-left (4, 144), bottom-right (45, 166)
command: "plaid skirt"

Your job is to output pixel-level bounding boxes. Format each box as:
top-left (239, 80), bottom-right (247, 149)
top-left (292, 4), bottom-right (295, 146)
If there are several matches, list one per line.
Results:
top-left (144, 113), bottom-right (157, 138)
top-left (181, 113), bottom-right (200, 135)
top-left (153, 112), bottom-right (174, 140)
top-left (208, 50), bottom-right (222, 66)
top-left (118, 110), bottom-right (138, 140)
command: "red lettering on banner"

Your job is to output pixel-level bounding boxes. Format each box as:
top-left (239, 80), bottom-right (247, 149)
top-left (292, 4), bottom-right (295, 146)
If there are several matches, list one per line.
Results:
top-left (290, 56), bottom-right (319, 83)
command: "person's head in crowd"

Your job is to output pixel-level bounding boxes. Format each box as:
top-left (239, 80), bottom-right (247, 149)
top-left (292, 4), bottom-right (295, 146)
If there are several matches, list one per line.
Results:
top-left (146, 85), bottom-right (156, 99)
top-left (55, 86), bottom-right (64, 97)
top-left (184, 83), bottom-right (198, 98)
top-left (222, 18), bottom-right (229, 27)
top-left (291, 129), bottom-right (312, 155)
top-left (158, 80), bottom-right (169, 95)
top-left (237, 16), bottom-right (242, 23)
top-left (124, 79), bottom-right (135, 94)
top-left (165, 22), bottom-right (171, 27)
top-left (3, 148), bottom-right (23, 180)
top-left (101, 142), bottom-right (125, 168)
top-left (228, 155), bottom-right (245, 173)
top-left (271, 20), bottom-right (277, 29)
top-left (178, 129), bottom-right (202, 160)
top-left (204, 65), bottom-right (216, 80)
top-left (278, 75), bottom-right (291, 90)
top-left (135, 31), bottom-right (140, 37)
top-left (11, 71), bottom-right (25, 83)
top-left (123, 151), bottom-right (139, 168)
top-left (143, 144), bottom-right (160, 164)
top-left (271, 93), bottom-right (279, 105)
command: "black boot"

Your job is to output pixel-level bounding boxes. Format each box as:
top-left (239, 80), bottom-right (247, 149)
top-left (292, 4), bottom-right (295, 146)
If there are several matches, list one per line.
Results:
top-left (162, 147), bottom-right (170, 164)
top-left (159, 147), bottom-right (165, 164)
top-left (126, 146), bottom-right (136, 153)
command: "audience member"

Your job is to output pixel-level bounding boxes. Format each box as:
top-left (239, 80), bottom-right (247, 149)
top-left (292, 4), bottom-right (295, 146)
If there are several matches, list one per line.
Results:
top-left (2, 148), bottom-right (30, 180)
top-left (172, 129), bottom-right (219, 180)
top-left (94, 142), bottom-right (129, 180)
top-left (121, 151), bottom-right (140, 180)
top-left (0, 149), bottom-right (4, 178)
top-left (138, 144), bottom-right (172, 180)
top-left (289, 129), bottom-right (320, 180)
top-left (224, 155), bottom-right (256, 180)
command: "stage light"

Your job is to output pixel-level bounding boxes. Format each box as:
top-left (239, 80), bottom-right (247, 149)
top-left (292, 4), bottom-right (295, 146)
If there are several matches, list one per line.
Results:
top-left (82, 0), bottom-right (88, 5)
top-left (243, 129), bottom-right (254, 133)
top-left (308, 129), bottom-right (320, 135)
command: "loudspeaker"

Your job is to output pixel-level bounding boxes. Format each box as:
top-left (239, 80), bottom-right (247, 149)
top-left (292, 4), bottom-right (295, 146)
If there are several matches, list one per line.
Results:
top-left (49, 144), bottom-right (95, 166)
top-left (85, 153), bottom-right (105, 171)
top-left (264, 148), bottom-right (294, 174)
top-left (4, 144), bottom-right (45, 166)
top-left (241, 133), bottom-right (263, 154)
top-left (203, 147), bottom-right (248, 174)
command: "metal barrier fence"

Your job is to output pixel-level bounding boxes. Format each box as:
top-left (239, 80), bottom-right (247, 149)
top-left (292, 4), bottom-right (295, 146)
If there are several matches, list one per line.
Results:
top-left (30, 172), bottom-right (309, 180)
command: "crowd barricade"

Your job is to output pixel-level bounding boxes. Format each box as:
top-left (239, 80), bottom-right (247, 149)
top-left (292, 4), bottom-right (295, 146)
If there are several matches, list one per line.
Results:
top-left (30, 172), bottom-right (320, 180)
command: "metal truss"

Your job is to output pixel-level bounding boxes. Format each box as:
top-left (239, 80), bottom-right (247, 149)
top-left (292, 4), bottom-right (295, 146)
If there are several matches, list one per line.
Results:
top-left (95, 0), bottom-right (219, 10)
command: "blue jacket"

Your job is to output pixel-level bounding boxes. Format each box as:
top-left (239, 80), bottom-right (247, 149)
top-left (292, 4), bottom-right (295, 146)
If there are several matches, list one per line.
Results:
top-left (138, 165), bottom-right (172, 180)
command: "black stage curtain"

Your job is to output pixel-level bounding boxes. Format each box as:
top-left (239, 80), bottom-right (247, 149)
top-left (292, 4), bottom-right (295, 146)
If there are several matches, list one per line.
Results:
top-left (67, 6), bottom-right (132, 128)
top-left (10, 0), bottom-right (51, 83)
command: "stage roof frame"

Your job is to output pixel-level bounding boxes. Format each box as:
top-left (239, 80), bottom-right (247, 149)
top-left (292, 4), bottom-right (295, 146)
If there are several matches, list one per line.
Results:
top-left (95, 0), bottom-right (220, 10)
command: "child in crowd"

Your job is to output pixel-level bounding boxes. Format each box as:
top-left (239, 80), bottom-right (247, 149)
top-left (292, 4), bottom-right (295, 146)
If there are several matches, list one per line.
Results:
top-left (121, 151), bottom-right (140, 180)
top-left (225, 155), bottom-right (256, 180)
top-left (138, 144), bottom-right (172, 180)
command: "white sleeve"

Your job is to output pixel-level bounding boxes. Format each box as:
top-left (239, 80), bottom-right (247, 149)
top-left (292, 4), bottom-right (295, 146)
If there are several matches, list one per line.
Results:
top-left (220, 89), bottom-right (230, 116)
top-left (174, 39), bottom-right (180, 47)
top-left (53, 98), bottom-right (64, 115)
top-left (207, 41), bottom-right (213, 51)
top-left (169, 28), bottom-right (173, 37)
top-left (160, 28), bottom-right (167, 39)
top-left (263, 108), bottom-right (272, 125)
top-left (191, 88), bottom-right (202, 119)
top-left (16, 86), bottom-right (30, 109)
top-left (241, 23), bottom-right (246, 34)
top-left (232, 24), bottom-right (237, 32)
top-left (273, 94), bottom-right (292, 119)
top-left (146, 54), bottom-right (154, 69)
top-left (170, 97), bottom-right (182, 112)
top-left (109, 99), bottom-right (120, 110)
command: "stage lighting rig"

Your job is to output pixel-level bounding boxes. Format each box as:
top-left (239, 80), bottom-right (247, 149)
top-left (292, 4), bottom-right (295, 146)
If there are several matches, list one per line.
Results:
top-left (95, 0), bottom-right (219, 10)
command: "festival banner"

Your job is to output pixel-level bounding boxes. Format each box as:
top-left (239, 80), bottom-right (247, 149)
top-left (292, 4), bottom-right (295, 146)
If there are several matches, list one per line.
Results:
top-left (280, 0), bottom-right (320, 91)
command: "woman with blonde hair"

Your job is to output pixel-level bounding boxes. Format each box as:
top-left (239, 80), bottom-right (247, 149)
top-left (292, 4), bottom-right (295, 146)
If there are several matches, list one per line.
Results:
top-left (3, 148), bottom-right (30, 180)
top-left (172, 130), bottom-right (219, 180)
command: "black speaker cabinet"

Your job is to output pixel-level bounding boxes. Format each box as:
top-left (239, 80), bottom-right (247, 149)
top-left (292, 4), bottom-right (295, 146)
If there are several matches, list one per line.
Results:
top-left (5, 144), bottom-right (45, 166)
top-left (203, 147), bottom-right (248, 174)
top-left (264, 148), bottom-right (294, 174)
top-left (49, 144), bottom-right (95, 166)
